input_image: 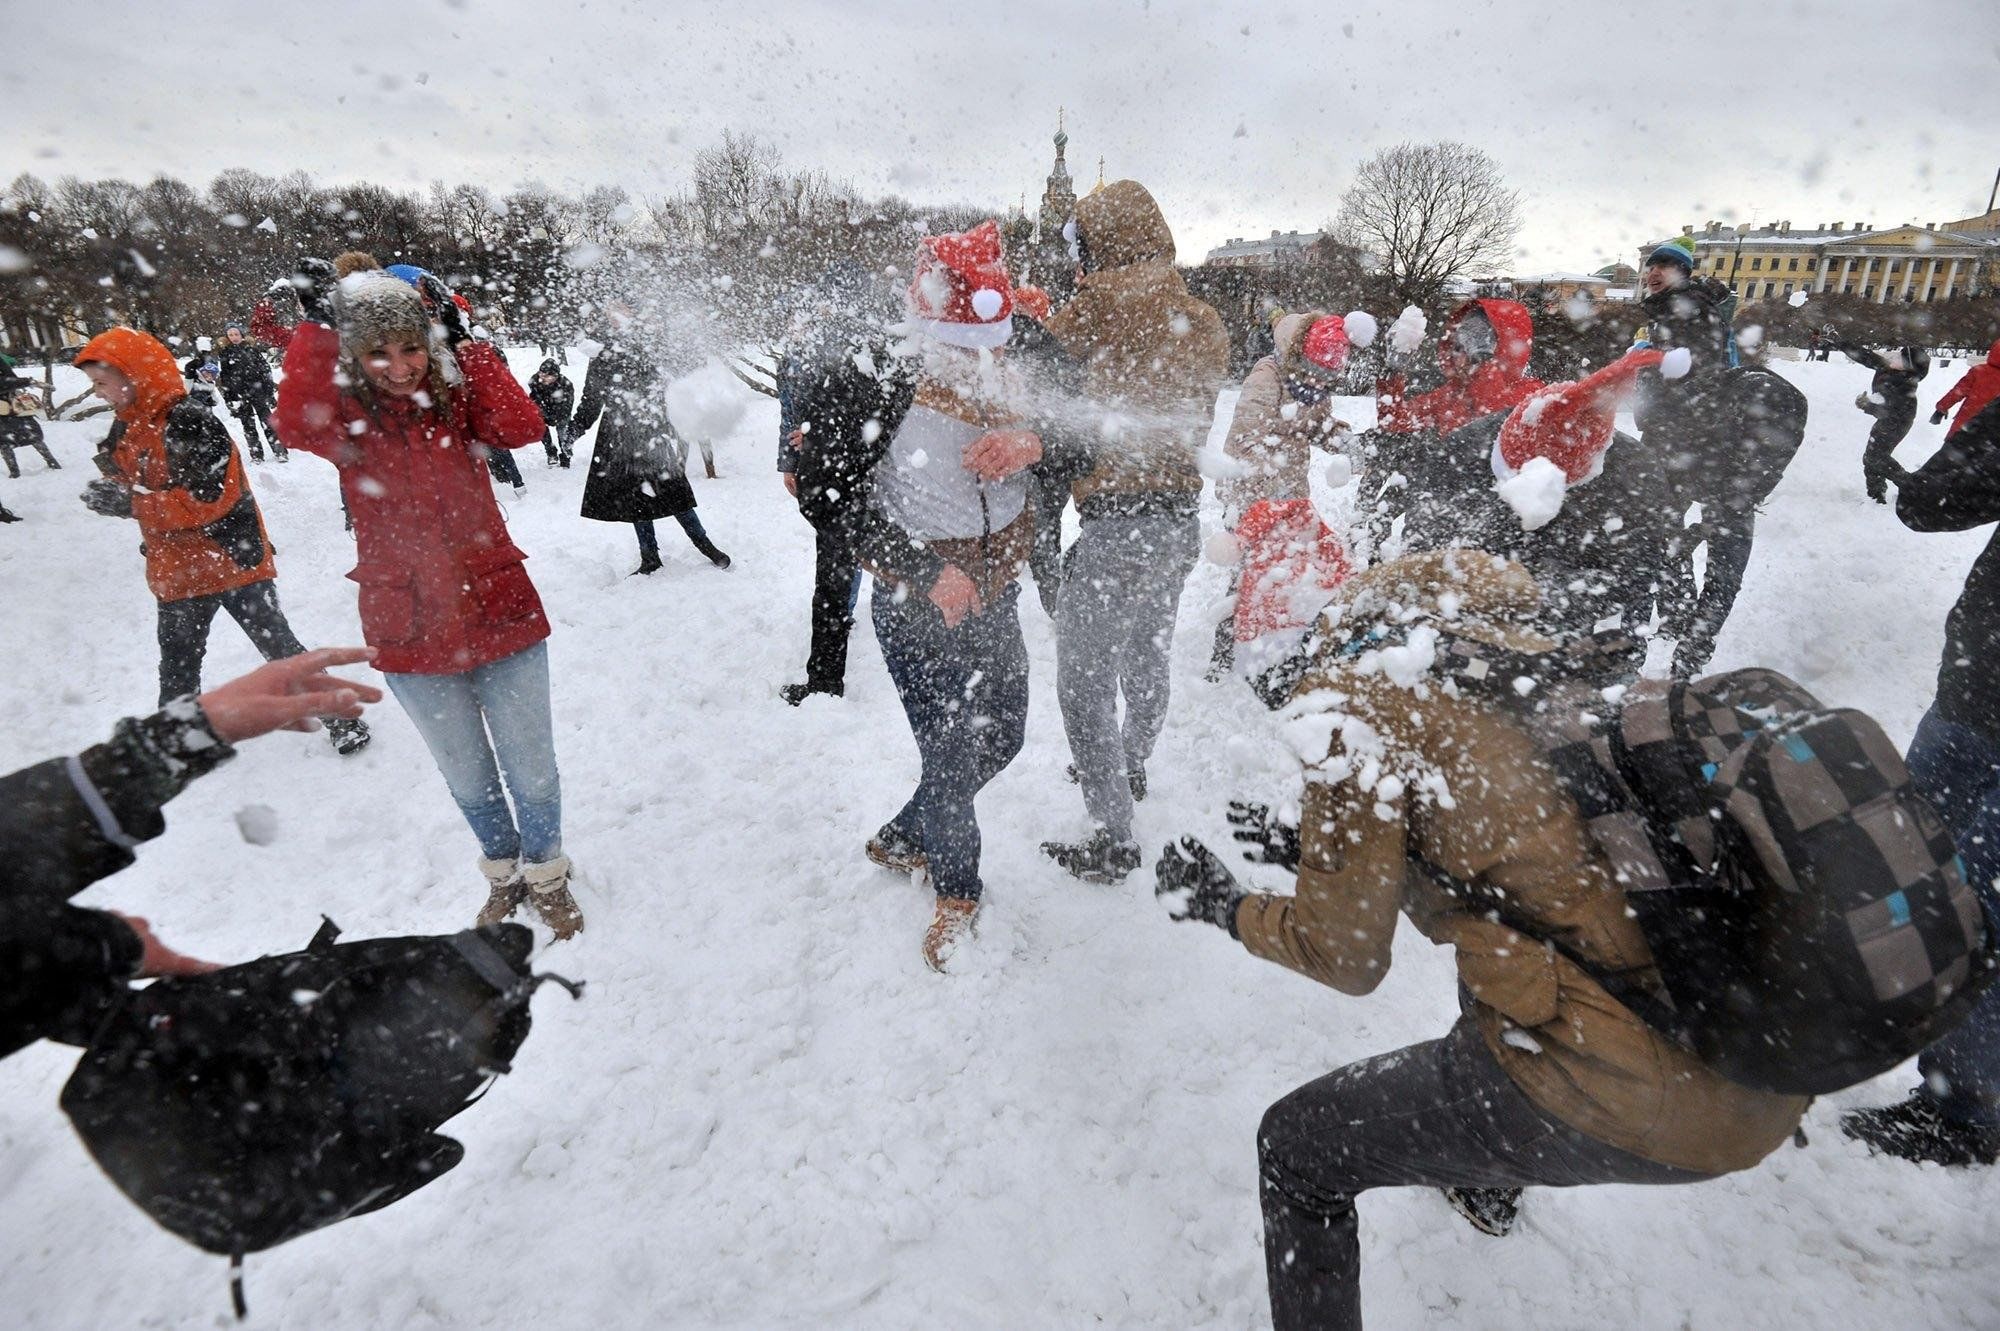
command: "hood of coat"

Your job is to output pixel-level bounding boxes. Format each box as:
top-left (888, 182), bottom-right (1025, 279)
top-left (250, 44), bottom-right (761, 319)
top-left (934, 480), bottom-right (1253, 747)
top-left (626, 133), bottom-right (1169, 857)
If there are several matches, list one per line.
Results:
top-left (1072, 179), bottom-right (1175, 270)
top-left (1320, 548), bottom-right (1555, 656)
top-left (75, 327), bottom-right (186, 424)
top-left (1442, 299), bottom-right (1534, 381)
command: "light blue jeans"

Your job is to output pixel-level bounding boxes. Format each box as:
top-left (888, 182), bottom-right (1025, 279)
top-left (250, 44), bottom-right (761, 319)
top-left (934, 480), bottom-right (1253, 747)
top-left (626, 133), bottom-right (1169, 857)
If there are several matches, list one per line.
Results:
top-left (384, 642), bottom-right (563, 863)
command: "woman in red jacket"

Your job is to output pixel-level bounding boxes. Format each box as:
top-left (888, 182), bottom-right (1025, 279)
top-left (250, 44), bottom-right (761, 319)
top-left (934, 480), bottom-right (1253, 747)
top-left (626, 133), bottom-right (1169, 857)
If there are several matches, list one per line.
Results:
top-left (273, 260), bottom-right (582, 938)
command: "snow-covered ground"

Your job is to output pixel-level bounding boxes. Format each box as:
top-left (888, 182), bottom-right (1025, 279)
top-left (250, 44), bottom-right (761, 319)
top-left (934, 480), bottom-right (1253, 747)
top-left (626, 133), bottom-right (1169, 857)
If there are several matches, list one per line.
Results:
top-left (1, 348), bottom-right (1994, 1328)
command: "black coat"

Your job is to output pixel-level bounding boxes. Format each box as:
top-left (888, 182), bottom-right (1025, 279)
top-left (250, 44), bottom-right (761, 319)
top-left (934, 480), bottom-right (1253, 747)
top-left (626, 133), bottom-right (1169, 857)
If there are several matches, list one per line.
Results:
top-left (572, 338), bottom-right (696, 522)
top-left (1893, 395), bottom-right (2000, 736)
top-left (217, 341), bottom-right (275, 408)
top-left (527, 361), bottom-right (575, 444)
top-left (1, 706), bottom-right (234, 1061)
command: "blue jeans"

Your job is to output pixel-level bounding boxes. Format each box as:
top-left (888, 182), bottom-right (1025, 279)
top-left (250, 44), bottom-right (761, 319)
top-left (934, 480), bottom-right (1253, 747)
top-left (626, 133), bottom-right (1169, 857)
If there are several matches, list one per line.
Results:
top-left (384, 642), bottom-right (563, 863)
top-left (1906, 706), bottom-right (2000, 1127)
top-left (635, 512), bottom-right (711, 558)
top-left (872, 581), bottom-right (1030, 901)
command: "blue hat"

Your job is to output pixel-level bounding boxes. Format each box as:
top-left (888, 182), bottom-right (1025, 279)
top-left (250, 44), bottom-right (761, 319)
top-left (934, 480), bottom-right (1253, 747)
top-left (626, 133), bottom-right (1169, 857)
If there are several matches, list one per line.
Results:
top-left (1646, 237), bottom-right (1696, 272)
top-left (384, 264), bottom-right (430, 287)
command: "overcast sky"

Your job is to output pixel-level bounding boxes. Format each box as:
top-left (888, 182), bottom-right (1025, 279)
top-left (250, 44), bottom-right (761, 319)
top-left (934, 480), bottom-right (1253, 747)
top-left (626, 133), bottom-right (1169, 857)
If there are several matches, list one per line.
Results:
top-left (7, 0), bottom-right (1998, 274)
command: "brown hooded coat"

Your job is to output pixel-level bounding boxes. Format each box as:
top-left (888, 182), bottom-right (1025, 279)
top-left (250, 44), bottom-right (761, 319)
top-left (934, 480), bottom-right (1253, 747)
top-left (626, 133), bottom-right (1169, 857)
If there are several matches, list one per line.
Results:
top-left (1234, 551), bottom-right (1809, 1175)
top-left (1043, 181), bottom-right (1229, 509)
top-left (1218, 310), bottom-right (1352, 512)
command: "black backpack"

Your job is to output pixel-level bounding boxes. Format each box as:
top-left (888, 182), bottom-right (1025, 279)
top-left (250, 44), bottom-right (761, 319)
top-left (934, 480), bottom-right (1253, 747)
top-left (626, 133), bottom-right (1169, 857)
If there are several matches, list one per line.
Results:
top-left (1508, 666), bottom-right (1995, 1095)
top-left (60, 919), bottom-right (579, 1317)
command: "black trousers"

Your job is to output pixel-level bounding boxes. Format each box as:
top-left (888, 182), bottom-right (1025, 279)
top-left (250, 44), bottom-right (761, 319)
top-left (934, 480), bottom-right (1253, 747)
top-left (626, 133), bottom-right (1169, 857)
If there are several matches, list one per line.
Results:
top-left (0, 431), bottom-right (59, 477)
top-left (485, 446), bottom-right (525, 488)
top-left (156, 579), bottom-right (309, 705)
top-left (1258, 1018), bottom-right (1708, 1331)
top-left (228, 397), bottom-right (283, 460)
top-left (804, 526), bottom-right (858, 689)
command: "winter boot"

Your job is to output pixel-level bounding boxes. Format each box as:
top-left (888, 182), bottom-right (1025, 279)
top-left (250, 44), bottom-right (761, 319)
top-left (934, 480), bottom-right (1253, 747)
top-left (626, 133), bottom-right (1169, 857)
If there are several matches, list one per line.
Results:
top-left (1443, 1186), bottom-right (1521, 1237)
top-left (0, 505), bottom-right (20, 523)
top-left (1040, 829), bottom-right (1142, 884)
top-left (866, 823), bottom-right (927, 876)
top-left (476, 855), bottom-right (526, 926)
top-left (325, 716), bottom-right (371, 756)
top-left (923, 896), bottom-right (978, 972)
top-left (632, 553), bottom-right (664, 577)
top-left (522, 854), bottom-right (584, 940)
top-left (1841, 1093), bottom-right (2000, 1167)
top-left (781, 680), bottom-right (845, 706)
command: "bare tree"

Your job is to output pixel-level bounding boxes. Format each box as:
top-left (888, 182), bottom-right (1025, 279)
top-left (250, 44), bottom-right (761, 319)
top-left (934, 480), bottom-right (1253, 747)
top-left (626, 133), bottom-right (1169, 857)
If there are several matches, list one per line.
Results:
top-left (1333, 141), bottom-right (1522, 307)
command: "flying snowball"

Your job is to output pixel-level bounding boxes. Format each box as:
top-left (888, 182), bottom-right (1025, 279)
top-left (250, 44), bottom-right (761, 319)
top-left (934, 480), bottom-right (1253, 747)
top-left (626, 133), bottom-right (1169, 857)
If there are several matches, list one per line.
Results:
top-left (1787, 290), bottom-right (1810, 308)
top-left (1324, 454), bottom-right (1354, 488)
top-left (1497, 456), bottom-right (1568, 531)
top-left (1660, 347), bottom-right (1693, 380)
top-left (1205, 529), bottom-right (1242, 567)
top-left (235, 804), bottom-right (281, 847)
top-left (1388, 306), bottom-right (1428, 357)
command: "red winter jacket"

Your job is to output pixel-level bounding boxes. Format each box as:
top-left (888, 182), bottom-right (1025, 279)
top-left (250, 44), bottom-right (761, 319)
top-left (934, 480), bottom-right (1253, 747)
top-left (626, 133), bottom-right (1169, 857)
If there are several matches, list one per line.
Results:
top-left (1936, 339), bottom-right (2000, 438)
top-left (1376, 298), bottom-right (1543, 437)
top-left (274, 322), bottom-right (549, 674)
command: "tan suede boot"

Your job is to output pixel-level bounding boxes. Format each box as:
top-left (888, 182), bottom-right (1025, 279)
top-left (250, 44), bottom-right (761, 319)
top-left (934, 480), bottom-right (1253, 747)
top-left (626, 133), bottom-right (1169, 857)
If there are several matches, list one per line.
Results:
top-left (522, 854), bottom-right (583, 940)
top-left (476, 855), bottom-right (525, 927)
top-left (922, 896), bottom-right (978, 973)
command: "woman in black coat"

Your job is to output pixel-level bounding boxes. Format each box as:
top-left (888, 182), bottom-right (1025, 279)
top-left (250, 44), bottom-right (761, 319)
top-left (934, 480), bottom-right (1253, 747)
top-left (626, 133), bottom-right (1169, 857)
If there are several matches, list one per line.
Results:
top-left (571, 324), bottom-right (731, 575)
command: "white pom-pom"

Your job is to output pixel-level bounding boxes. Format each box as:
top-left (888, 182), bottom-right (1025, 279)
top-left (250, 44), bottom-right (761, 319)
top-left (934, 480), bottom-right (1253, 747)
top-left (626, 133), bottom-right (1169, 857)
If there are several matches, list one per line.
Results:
top-left (1342, 311), bottom-right (1379, 349)
top-left (1660, 347), bottom-right (1693, 380)
top-left (970, 287), bottom-right (1005, 321)
top-left (1204, 530), bottom-right (1242, 567)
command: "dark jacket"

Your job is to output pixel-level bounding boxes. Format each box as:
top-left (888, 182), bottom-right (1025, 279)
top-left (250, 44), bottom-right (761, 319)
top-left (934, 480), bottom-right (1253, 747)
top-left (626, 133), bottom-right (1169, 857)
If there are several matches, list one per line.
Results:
top-left (1892, 396), bottom-right (2000, 736)
top-left (1639, 276), bottom-right (1736, 379)
top-left (1838, 340), bottom-right (1930, 444)
top-left (527, 360), bottom-right (575, 444)
top-left (217, 340), bottom-right (276, 408)
top-left (572, 337), bottom-right (696, 522)
top-left (1, 704), bottom-right (235, 1061)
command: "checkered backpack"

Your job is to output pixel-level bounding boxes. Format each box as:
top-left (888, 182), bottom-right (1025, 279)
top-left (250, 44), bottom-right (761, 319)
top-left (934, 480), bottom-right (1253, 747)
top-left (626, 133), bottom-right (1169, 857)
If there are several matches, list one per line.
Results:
top-left (1524, 667), bottom-right (1995, 1095)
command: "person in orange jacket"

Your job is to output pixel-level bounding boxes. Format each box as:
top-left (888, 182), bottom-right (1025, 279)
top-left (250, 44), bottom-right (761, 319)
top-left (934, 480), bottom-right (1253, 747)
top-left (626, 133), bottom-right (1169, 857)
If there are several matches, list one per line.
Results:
top-left (1933, 338), bottom-right (2000, 438)
top-left (74, 327), bottom-right (369, 755)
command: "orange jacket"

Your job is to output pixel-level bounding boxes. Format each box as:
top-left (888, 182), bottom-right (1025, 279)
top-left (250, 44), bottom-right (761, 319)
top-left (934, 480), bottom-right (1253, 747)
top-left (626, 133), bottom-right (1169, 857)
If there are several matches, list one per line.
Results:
top-left (77, 328), bottom-right (276, 603)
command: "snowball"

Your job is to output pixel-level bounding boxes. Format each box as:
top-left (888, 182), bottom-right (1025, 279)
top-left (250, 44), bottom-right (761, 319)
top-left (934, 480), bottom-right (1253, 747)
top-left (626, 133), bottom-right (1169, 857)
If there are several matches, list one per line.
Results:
top-left (1342, 311), bottom-right (1379, 349)
top-left (1738, 324), bottom-right (1764, 351)
top-left (970, 287), bottom-right (1005, 321)
top-left (1787, 290), bottom-right (1810, 308)
top-left (908, 448), bottom-right (929, 468)
top-left (1323, 454), bottom-right (1353, 488)
top-left (1659, 347), bottom-right (1693, 380)
top-left (1204, 530), bottom-right (1242, 567)
top-left (255, 216), bottom-right (278, 234)
top-left (665, 359), bottom-right (751, 443)
top-left (1388, 306), bottom-right (1428, 357)
top-left (1497, 456), bottom-right (1568, 531)
top-left (0, 245), bottom-right (27, 274)
top-left (234, 804), bottom-right (280, 846)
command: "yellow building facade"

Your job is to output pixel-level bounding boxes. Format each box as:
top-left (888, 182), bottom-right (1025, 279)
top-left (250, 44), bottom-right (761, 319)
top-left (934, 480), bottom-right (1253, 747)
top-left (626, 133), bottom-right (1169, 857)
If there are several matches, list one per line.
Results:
top-left (1643, 208), bottom-right (2000, 304)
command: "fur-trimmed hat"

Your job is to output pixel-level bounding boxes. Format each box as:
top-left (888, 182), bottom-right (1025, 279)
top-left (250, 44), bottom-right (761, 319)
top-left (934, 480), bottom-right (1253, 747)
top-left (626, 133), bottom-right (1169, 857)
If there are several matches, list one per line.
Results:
top-left (335, 270), bottom-right (460, 399)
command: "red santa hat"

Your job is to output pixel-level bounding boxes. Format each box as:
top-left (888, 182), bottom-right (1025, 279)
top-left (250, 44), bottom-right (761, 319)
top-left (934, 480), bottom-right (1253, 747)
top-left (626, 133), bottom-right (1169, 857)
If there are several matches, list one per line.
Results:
top-left (1301, 314), bottom-right (1350, 375)
top-left (908, 220), bottom-right (1015, 349)
top-left (1491, 348), bottom-right (1664, 485)
top-left (1231, 498), bottom-right (1353, 671)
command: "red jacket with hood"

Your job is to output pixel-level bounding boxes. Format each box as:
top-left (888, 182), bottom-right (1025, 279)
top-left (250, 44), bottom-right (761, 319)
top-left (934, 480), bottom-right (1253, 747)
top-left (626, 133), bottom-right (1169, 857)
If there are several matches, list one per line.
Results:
top-left (1936, 339), bottom-right (2000, 438)
top-left (1377, 298), bottom-right (1543, 437)
top-left (273, 321), bottom-right (548, 675)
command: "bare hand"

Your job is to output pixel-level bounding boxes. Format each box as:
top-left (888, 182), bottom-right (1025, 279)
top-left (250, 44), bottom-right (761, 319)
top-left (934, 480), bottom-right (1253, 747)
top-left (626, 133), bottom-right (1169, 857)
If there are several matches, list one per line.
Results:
top-left (197, 647), bottom-right (382, 742)
top-left (928, 565), bottom-right (982, 628)
top-left (962, 429), bottom-right (1043, 482)
top-left (782, 471), bottom-right (799, 498)
top-left (113, 913), bottom-right (222, 978)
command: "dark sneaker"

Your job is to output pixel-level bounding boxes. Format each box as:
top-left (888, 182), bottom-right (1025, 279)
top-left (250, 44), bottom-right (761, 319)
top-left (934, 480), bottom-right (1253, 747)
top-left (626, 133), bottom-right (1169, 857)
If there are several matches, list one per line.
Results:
top-left (1443, 1186), bottom-right (1521, 1236)
top-left (1040, 829), bottom-right (1142, 884)
top-left (866, 823), bottom-right (927, 876)
top-left (1842, 1093), bottom-right (2000, 1167)
top-left (781, 681), bottom-right (845, 706)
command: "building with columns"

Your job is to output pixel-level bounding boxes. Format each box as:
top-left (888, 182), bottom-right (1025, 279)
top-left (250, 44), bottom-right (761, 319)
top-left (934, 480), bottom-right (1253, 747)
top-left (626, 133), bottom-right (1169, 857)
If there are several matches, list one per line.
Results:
top-left (1642, 207), bottom-right (2000, 305)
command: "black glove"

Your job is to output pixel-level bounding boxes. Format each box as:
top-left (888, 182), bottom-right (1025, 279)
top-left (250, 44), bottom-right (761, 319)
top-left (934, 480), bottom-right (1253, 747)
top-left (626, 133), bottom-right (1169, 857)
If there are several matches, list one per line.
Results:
top-left (1155, 837), bottom-right (1246, 933)
top-left (291, 258), bottom-right (337, 325)
top-left (1931, 409), bottom-right (1948, 426)
top-left (416, 273), bottom-right (470, 346)
top-left (82, 477), bottom-right (133, 518)
top-left (1226, 800), bottom-right (1302, 871)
